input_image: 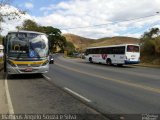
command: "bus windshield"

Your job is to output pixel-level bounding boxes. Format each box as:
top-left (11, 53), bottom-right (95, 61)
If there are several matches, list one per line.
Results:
top-left (7, 33), bottom-right (48, 59)
top-left (127, 45), bottom-right (139, 52)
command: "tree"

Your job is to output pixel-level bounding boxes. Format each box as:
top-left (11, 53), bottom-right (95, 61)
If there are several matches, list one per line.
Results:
top-left (16, 20), bottom-right (68, 52)
top-left (140, 28), bottom-right (160, 63)
top-left (16, 19), bottom-right (40, 31)
top-left (65, 41), bottom-right (75, 55)
top-left (141, 28), bottom-right (159, 40)
top-left (45, 27), bottom-right (67, 52)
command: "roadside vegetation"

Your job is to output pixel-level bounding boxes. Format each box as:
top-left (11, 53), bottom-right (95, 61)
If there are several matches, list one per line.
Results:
top-left (16, 19), bottom-right (76, 54)
top-left (140, 28), bottom-right (160, 65)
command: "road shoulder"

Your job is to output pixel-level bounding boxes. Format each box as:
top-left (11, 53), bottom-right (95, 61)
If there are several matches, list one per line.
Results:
top-left (132, 63), bottom-right (160, 68)
top-left (0, 71), bottom-right (8, 114)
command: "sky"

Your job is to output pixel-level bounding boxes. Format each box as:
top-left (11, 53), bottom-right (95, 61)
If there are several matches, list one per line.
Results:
top-left (1, 0), bottom-right (160, 39)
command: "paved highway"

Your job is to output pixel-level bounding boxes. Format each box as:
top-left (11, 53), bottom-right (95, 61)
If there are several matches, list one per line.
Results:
top-left (6, 55), bottom-right (160, 120)
top-left (46, 55), bottom-right (160, 113)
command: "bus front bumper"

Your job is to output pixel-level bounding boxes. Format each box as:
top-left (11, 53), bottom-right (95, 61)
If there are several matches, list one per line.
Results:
top-left (7, 65), bottom-right (49, 75)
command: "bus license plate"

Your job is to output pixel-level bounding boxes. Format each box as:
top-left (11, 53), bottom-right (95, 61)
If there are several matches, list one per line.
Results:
top-left (25, 68), bottom-right (33, 72)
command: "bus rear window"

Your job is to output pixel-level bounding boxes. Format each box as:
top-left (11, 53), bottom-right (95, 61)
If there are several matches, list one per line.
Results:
top-left (127, 45), bottom-right (139, 52)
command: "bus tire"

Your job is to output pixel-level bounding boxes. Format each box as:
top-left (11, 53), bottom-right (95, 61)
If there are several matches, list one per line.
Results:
top-left (89, 57), bottom-right (93, 63)
top-left (106, 59), bottom-right (112, 66)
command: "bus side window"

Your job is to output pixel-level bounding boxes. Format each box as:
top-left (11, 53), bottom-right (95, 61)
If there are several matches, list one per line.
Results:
top-left (96, 48), bottom-right (100, 54)
top-left (101, 48), bottom-right (104, 54)
top-left (85, 50), bottom-right (89, 55)
top-left (107, 47), bottom-right (113, 54)
top-left (92, 49), bottom-right (96, 54)
top-left (99, 48), bottom-right (102, 54)
top-left (120, 46), bottom-right (125, 54)
top-left (89, 49), bottom-right (92, 54)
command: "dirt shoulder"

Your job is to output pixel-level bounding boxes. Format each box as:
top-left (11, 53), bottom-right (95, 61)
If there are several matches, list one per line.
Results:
top-left (133, 63), bottom-right (160, 68)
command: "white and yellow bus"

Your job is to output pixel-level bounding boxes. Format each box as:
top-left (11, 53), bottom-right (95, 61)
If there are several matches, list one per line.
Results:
top-left (85, 44), bottom-right (140, 66)
top-left (3, 30), bottom-right (49, 76)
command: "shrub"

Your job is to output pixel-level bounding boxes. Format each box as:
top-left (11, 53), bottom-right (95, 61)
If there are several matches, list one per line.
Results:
top-left (141, 40), bottom-right (155, 56)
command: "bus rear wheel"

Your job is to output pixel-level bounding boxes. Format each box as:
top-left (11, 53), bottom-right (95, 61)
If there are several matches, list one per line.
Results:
top-left (89, 57), bottom-right (93, 63)
top-left (106, 59), bottom-right (112, 66)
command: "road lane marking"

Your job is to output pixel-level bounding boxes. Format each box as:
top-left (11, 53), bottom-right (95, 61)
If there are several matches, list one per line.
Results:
top-left (58, 57), bottom-right (160, 80)
top-left (43, 75), bottom-right (51, 80)
top-left (43, 74), bottom-right (92, 102)
top-left (56, 63), bottom-right (160, 94)
top-left (64, 87), bottom-right (91, 103)
top-left (5, 76), bottom-right (15, 114)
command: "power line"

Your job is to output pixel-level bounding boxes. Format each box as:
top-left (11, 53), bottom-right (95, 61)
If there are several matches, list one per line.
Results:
top-left (60, 13), bottom-right (160, 30)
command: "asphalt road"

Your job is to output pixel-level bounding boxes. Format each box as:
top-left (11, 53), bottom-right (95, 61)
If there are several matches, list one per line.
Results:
top-left (46, 55), bottom-right (160, 113)
top-left (6, 58), bottom-right (108, 120)
top-left (6, 55), bottom-right (160, 120)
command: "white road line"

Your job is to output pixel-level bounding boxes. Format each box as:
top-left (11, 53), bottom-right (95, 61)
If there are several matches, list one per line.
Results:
top-left (5, 75), bottom-right (15, 114)
top-left (43, 75), bottom-right (51, 80)
top-left (64, 87), bottom-right (91, 103)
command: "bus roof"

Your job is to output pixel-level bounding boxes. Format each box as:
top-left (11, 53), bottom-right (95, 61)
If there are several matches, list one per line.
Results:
top-left (8, 30), bottom-right (45, 35)
top-left (86, 44), bottom-right (139, 49)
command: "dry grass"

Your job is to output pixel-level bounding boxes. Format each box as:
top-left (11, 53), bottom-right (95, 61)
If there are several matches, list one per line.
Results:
top-left (63, 34), bottom-right (139, 50)
top-left (63, 34), bottom-right (96, 49)
top-left (91, 36), bottom-right (139, 47)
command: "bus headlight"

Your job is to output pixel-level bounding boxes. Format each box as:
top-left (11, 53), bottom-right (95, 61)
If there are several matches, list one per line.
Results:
top-left (42, 60), bottom-right (49, 66)
top-left (7, 60), bottom-right (16, 67)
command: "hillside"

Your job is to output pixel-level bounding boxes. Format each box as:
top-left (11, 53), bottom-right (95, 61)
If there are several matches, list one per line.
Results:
top-left (91, 36), bottom-right (139, 47)
top-left (63, 33), bottom-right (96, 49)
top-left (63, 33), bottom-right (139, 50)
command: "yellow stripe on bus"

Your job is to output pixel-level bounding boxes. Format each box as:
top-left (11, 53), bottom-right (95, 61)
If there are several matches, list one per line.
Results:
top-left (11, 60), bottom-right (47, 65)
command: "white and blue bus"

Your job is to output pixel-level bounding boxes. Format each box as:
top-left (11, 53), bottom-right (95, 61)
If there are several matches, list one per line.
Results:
top-left (3, 30), bottom-right (49, 76)
top-left (85, 44), bottom-right (140, 66)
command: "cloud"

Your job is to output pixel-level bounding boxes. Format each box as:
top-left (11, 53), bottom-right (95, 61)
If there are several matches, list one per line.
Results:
top-left (0, 5), bottom-right (33, 35)
top-left (1, 0), bottom-right (160, 39)
top-left (25, 2), bottom-right (34, 9)
top-left (37, 0), bottom-right (160, 38)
